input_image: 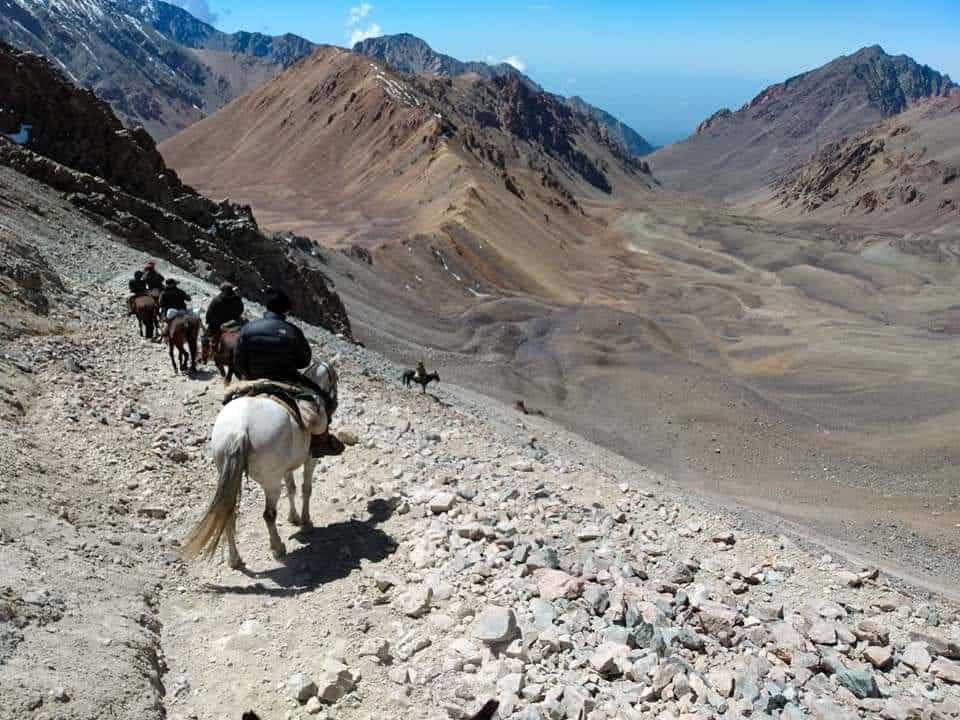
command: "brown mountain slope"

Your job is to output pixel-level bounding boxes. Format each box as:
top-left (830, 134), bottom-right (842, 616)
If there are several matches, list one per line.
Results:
top-left (649, 45), bottom-right (954, 202)
top-left (0, 41), bottom-right (349, 334)
top-left (761, 95), bottom-right (960, 230)
top-left (160, 46), bottom-right (655, 308)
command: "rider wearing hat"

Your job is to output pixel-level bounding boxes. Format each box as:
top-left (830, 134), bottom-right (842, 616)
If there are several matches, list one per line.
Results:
top-left (159, 278), bottom-right (191, 318)
top-left (234, 287), bottom-right (336, 457)
top-left (127, 270), bottom-right (147, 315)
top-left (142, 261), bottom-right (165, 293)
top-left (205, 282), bottom-right (245, 349)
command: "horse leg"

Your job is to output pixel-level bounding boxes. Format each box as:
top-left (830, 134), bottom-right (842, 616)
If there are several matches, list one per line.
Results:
top-left (300, 458), bottom-right (315, 531)
top-left (224, 513), bottom-right (243, 570)
top-left (285, 472), bottom-right (300, 526)
top-left (263, 484), bottom-right (286, 559)
top-left (188, 331), bottom-right (198, 373)
top-left (169, 339), bottom-right (178, 373)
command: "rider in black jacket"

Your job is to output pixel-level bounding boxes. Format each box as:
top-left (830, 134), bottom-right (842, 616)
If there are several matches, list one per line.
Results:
top-left (205, 283), bottom-right (245, 340)
top-left (142, 261), bottom-right (165, 293)
top-left (234, 287), bottom-right (336, 457)
top-left (159, 278), bottom-right (191, 316)
top-left (127, 271), bottom-right (147, 315)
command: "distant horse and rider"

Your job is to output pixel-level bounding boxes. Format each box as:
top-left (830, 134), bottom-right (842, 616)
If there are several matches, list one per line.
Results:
top-left (402, 361), bottom-right (439, 393)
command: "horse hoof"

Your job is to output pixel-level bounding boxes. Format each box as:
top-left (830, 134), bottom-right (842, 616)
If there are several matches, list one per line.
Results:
top-left (272, 544), bottom-right (287, 559)
top-left (228, 557), bottom-right (245, 570)
top-left (288, 513), bottom-right (301, 526)
top-left (301, 521), bottom-right (314, 533)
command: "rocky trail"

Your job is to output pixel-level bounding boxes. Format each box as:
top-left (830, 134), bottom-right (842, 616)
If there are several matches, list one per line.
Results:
top-left (3, 232), bottom-right (960, 720)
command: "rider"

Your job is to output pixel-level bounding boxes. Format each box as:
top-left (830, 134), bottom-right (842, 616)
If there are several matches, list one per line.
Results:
top-left (415, 360), bottom-right (427, 382)
top-left (233, 287), bottom-right (334, 457)
top-left (127, 270), bottom-right (147, 315)
top-left (205, 282), bottom-right (244, 350)
top-left (159, 278), bottom-right (191, 320)
top-left (142, 261), bottom-right (165, 296)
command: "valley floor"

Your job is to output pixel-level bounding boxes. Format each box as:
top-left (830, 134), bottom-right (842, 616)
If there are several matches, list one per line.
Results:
top-left (335, 198), bottom-right (960, 595)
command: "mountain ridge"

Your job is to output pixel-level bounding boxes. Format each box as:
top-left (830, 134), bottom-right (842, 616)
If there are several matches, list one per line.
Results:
top-left (353, 33), bottom-right (654, 157)
top-left (650, 44), bottom-right (955, 201)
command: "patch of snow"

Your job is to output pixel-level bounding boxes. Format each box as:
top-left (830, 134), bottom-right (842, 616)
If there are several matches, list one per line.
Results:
top-left (432, 248), bottom-right (462, 282)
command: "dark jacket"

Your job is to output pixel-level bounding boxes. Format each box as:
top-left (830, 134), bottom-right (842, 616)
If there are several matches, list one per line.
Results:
top-left (128, 278), bottom-right (147, 294)
top-left (234, 311), bottom-right (311, 380)
top-left (206, 292), bottom-right (244, 332)
top-left (143, 269), bottom-right (165, 290)
top-left (159, 287), bottom-right (191, 312)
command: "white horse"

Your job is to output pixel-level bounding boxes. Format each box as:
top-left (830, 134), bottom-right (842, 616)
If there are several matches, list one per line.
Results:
top-left (180, 358), bottom-right (339, 569)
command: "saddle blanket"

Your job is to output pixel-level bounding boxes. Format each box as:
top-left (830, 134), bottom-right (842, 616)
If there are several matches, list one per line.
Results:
top-left (223, 380), bottom-right (325, 433)
top-left (166, 308), bottom-right (200, 321)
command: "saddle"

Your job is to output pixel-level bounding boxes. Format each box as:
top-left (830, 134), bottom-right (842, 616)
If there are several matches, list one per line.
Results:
top-left (223, 380), bottom-right (323, 432)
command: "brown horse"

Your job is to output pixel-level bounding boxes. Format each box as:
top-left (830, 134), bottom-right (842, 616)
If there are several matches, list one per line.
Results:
top-left (167, 313), bottom-right (201, 374)
top-left (133, 295), bottom-right (160, 340)
top-left (201, 326), bottom-right (241, 383)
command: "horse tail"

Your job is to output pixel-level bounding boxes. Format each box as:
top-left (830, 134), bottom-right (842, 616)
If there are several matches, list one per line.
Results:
top-left (180, 432), bottom-right (248, 561)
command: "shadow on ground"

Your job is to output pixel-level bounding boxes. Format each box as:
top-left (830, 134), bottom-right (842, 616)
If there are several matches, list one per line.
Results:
top-left (203, 499), bottom-right (397, 597)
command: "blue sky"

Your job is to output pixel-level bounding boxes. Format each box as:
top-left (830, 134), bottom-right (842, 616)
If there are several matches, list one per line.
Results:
top-left (171, 0), bottom-right (960, 146)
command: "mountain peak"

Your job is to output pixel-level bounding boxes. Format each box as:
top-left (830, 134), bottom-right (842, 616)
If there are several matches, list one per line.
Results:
top-left (352, 33), bottom-right (653, 156)
top-left (652, 47), bottom-right (955, 200)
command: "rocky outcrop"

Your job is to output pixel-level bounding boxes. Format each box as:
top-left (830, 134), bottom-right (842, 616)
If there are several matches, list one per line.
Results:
top-left (0, 42), bottom-right (350, 336)
top-left (0, 230), bottom-right (63, 318)
top-left (770, 94), bottom-right (960, 227)
top-left (696, 108), bottom-right (733, 135)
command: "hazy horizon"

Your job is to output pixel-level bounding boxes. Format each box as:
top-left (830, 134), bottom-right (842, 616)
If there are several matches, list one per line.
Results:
top-left (167, 0), bottom-right (960, 146)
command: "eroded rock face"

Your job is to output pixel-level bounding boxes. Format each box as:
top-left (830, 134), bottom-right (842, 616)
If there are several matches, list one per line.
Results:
top-left (0, 43), bottom-right (350, 337)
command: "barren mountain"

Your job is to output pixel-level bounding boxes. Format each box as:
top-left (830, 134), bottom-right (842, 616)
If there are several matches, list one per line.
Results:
top-left (0, 0), bottom-right (318, 139)
top-left (762, 94), bottom-right (960, 230)
top-left (161, 46), bottom-right (655, 307)
top-left (650, 45), bottom-right (955, 201)
top-left (354, 33), bottom-right (654, 156)
top-left (0, 41), bottom-right (349, 333)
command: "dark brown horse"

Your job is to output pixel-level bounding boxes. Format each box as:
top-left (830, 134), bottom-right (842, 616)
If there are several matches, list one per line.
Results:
top-left (167, 313), bottom-right (201, 374)
top-left (402, 368), bottom-right (440, 393)
top-left (201, 326), bottom-right (241, 383)
top-left (133, 295), bottom-right (160, 340)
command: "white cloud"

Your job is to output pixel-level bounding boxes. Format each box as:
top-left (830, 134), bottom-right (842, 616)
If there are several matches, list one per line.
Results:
top-left (167, 0), bottom-right (218, 25)
top-left (350, 23), bottom-right (383, 46)
top-left (348, 3), bottom-right (373, 26)
top-left (502, 56), bottom-right (527, 72)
